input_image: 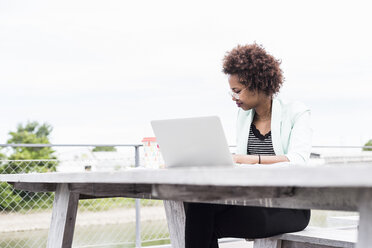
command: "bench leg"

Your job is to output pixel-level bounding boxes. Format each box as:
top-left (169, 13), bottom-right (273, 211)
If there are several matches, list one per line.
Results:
top-left (357, 192), bottom-right (372, 248)
top-left (253, 239), bottom-right (281, 248)
top-left (47, 183), bottom-right (79, 248)
top-left (163, 200), bottom-right (185, 248)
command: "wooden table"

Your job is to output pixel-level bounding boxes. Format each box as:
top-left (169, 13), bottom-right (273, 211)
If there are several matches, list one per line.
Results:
top-left (1, 163), bottom-right (372, 248)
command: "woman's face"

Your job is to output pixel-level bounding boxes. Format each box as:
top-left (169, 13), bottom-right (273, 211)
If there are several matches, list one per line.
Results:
top-left (228, 74), bottom-right (259, 111)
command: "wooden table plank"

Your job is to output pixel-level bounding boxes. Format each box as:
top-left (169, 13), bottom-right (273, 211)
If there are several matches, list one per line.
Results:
top-left (1, 163), bottom-right (372, 187)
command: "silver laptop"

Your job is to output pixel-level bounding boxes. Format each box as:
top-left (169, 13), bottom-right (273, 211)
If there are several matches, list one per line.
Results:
top-left (151, 116), bottom-right (234, 168)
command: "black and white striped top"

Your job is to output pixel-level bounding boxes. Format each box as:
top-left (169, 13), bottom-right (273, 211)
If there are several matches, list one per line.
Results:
top-left (247, 123), bottom-right (276, 156)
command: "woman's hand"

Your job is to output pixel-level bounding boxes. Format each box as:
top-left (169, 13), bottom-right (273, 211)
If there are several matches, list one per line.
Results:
top-left (232, 154), bottom-right (290, 164)
top-left (232, 154), bottom-right (258, 164)
top-left (232, 154), bottom-right (242, 163)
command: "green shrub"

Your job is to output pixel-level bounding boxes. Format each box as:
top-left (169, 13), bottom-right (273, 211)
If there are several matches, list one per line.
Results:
top-left (363, 139), bottom-right (372, 151)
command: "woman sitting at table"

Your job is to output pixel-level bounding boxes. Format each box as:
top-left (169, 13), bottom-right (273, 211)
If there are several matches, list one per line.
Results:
top-left (185, 43), bottom-right (312, 248)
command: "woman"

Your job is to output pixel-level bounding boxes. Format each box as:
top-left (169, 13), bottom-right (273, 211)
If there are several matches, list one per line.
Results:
top-left (185, 43), bottom-right (312, 248)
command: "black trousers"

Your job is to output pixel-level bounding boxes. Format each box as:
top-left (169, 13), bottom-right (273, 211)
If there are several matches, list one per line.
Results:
top-left (184, 202), bottom-right (310, 248)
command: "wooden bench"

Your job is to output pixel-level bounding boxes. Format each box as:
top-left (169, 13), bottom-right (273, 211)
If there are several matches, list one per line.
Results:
top-left (164, 202), bottom-right (358, 248)
top-left (254, 226), bottom-right (357, 248)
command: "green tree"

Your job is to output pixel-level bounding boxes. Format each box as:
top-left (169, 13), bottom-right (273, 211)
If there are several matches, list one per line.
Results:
top-left (0, 166), bottom-right (22, 211)
top-left (92, 146), bottom-right (117, 152)
top-left (4, 121), bottom-right (57, 173)
top-left (363, 139), bottom-right (372, 151)
top-left (0, 121), bottom-right (57, 211)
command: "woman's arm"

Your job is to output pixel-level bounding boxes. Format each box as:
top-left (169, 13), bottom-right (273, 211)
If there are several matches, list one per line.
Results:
top-left (232, 154), bottom-right (289, 164)
top-left (285, 110), bottom-right (312, 165)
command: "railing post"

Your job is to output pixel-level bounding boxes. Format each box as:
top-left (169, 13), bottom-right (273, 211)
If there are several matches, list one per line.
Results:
top-left (134, 145), bottom-right (141, 248)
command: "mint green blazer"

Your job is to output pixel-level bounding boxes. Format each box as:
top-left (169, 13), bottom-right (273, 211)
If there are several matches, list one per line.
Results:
top-left (236, 97), bottom-right (312, 165)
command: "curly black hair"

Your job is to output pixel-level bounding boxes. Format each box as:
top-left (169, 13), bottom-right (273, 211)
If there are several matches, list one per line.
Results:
top-left (222, 43), bottom-right (284, 96)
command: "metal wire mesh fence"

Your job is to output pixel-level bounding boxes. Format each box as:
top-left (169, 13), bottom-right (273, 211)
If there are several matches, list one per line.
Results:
top-left (0, 146), bottom-right (170, 248)
top-left (1, 144), bottom-right (371, 247)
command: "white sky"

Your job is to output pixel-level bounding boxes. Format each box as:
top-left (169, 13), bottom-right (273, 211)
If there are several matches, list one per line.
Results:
top-left (0, 0), bottom-right (371, 147)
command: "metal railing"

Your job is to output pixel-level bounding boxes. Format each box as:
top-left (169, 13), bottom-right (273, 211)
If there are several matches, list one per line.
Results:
top-left (0, 143), bottom-right (371, 248)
